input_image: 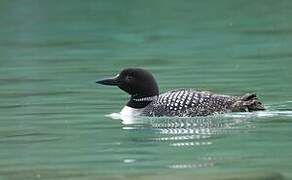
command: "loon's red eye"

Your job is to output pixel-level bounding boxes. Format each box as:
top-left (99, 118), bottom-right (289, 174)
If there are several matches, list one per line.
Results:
top-left (125, 75), bottom-right (133, 82)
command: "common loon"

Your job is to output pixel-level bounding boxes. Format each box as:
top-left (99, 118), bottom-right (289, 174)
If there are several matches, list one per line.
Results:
top-left (96, 68), bottom-right (265, 117)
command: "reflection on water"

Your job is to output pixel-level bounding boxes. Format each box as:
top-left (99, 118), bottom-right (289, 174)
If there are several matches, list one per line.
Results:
top-left (116, 109), bottom-right (292, 172)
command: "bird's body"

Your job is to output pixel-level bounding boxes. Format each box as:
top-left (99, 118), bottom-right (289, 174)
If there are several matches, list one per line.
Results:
top-left (142, 89), bottom-right (236, 117)
top-left (97, 68), bottom-right (265, 117)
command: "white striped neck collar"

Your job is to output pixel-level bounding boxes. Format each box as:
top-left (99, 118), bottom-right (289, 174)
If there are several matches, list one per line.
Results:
top-left (132, 95), bottom-right (158, 102)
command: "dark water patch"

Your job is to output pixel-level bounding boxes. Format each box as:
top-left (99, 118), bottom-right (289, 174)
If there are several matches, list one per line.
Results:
top-left (0, 168), bottom-right (89, 180)
top-left (2, 132), bottom-right (52, 139)
top-left (0, 137), bottom-right (59, 144)
top-left (0, 39), bottom-right (100, 48)
top-left (0, 132), bottom-right (59, 144)
top-left (117, 58), bottom-right (172, 66)
top-left (238, 52), bottom-right (292, 60)
top-left (42, 58), bottom-right (102, 64)
top-left (145, 34), bottom-right (177, 42)
top-left (0, 102), bottom-right (100, 109)
top-left (276, 108), bottom-right (292, 111)
top-left (240, 28), bottom-right (292, 35)
top-left (76, 125), bottom-right (120, 131)
top-left (0, 104), bottom-right (24, 109)
top-left (0, 77), bottom-right (50, 84)
top-left (0, 91), bottom-right (79, 98)
top-left (16, 111), bottom-right (97, 116)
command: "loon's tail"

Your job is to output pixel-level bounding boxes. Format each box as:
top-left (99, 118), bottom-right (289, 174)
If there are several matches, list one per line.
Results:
top-left (240, 93), bottom-right (265, 112)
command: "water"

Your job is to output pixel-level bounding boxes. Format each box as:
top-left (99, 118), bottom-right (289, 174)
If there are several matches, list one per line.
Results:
top-left (1, 0), bottom-right (292, 179)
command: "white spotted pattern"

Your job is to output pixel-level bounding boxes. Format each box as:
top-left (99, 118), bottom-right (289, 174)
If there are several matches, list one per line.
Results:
top-left (143, 89), bottom-right (237, 117)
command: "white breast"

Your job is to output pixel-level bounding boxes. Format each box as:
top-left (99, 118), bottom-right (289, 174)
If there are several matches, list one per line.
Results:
top-left (120, 106), bottom-right (144, 117)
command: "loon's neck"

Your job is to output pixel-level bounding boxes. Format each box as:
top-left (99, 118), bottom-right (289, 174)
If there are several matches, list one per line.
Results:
top-left (126, 94), bottom-right (158, 109)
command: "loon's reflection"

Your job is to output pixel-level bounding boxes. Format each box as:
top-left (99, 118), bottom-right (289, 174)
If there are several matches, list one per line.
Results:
top-left (117, 113), bottom-right (252, 145)
top-left (121, 114), bottom-right (249, 130)
top-left (107, 109), bottom-right (292, 169)
top-left (108, 113), bottom-right (254, 169)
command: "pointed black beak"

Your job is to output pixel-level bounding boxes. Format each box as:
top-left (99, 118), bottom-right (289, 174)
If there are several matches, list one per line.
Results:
top-left (96, 77), bottom-right (119, 86)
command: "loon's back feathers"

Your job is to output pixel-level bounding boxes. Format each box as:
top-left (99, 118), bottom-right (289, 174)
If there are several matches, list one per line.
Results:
top-left (97, 68), bottom-right (265, 117)
top-left (141, 89), bottom-right (264, 117)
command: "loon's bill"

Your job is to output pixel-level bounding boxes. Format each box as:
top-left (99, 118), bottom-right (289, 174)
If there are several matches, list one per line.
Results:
top-left (96, 77), bottom-right (119, 86)
top-left (96, 68), bottom-right (265, 117)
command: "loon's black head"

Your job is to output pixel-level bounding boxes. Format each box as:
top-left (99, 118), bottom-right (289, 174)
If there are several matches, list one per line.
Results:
top-left (96, 68), bottom-right (159, 108)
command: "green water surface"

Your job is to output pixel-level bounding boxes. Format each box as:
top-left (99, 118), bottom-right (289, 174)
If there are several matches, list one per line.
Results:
top-left (1, 0), bottom-right (292, 179)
